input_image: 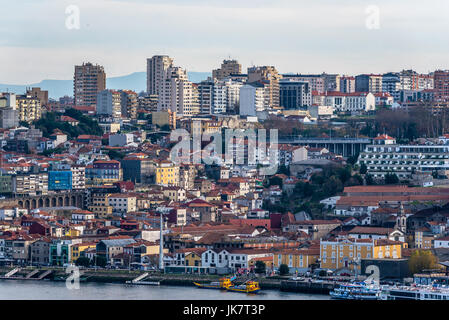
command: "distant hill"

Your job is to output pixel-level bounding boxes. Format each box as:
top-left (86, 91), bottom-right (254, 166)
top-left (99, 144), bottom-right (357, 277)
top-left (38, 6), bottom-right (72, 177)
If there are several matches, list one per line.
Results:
top-left (0, 71), bottom-right (211, 99)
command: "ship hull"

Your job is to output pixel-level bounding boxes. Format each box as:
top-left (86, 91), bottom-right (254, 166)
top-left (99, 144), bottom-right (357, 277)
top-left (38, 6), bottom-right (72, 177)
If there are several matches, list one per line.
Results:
top-left (193, 282), bottom-right (226, 290)
top-left (226, 287), bottom-right (260, 294)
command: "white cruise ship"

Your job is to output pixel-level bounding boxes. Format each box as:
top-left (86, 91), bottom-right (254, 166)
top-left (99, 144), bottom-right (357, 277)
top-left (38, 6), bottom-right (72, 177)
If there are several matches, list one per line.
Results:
top-left (380, 284), bottom-right (449, 300)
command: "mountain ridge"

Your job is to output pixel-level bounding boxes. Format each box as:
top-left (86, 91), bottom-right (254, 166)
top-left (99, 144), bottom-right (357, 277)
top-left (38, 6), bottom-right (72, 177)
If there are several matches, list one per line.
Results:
top-left (0, 71), bottom-right (211, 99)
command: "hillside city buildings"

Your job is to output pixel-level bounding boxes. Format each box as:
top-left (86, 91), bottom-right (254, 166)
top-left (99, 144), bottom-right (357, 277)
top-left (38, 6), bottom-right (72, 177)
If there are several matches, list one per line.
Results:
top-left (1, 56), bottom-right (449, 281)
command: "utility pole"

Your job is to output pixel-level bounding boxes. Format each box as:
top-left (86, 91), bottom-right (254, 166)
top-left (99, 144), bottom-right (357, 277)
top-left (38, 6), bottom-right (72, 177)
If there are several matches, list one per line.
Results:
top-left (159, 213), bottom-right (164, 272)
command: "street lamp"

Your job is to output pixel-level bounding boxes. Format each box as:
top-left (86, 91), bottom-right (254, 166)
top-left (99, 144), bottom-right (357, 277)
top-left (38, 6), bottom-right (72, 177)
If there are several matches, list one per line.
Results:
top-left (350, 258), bottom-right (361, 280)
top-left (159, 212), bottom-right (165, 273)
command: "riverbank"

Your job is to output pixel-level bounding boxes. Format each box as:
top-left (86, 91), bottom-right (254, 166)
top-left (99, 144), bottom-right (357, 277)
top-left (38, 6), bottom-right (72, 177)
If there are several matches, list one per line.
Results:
top-left (0, 266), bottom-right (337, 294)
top-left (0, 279), bottom-right (330, 300)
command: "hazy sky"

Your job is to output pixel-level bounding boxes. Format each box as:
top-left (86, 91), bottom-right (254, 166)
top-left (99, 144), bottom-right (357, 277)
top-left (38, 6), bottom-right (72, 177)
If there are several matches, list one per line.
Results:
top-left (1, 0), bottom-right (449, 83)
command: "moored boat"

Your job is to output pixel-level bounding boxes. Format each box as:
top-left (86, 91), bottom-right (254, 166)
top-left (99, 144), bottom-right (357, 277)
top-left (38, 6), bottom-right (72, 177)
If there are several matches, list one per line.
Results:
top-left (226, 281), bottom-right (261, 294)
top-left (330, 281), bottom-right (381, 300)
top-left (380, 284), bottom-right (449, 300)
top-left (193, 277), bottom-right (234, 290)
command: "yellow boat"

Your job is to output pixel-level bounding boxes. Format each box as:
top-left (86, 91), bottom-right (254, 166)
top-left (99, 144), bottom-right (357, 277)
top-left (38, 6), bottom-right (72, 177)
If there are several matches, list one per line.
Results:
top-left (226, 281), bottom-right (261, 294)
top-left (193, 277), bottom-right (234, 290)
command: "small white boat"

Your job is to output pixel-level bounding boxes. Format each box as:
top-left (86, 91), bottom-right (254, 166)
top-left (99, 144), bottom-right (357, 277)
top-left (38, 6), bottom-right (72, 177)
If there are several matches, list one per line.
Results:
top-left (330, 281), bottom-right (381, 300)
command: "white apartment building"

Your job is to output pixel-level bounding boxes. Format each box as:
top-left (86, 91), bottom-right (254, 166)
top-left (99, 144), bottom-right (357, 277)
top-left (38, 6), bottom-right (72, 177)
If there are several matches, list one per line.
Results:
top-left (96, 90), bottom-right (121, 118)
top-left (71, 210), bottom-right (95, 223)
top-left (13, 173), bottom-right (48, 196)
top-left (239, 84), bottom-right (266, 117)
top-left (200, 249), bottom-right (272, 270)
top-left (70, 165), bottom-right (86, 190)
top-left (109, 133), bottom-right (134, 147)
top-left (147, 55), bottom-right (174, 95)
top-left (107, 194), bottom-right (137, 216)
top-left (212, 79), bottom-right (243, 114)
top-left (157, 66), bottom-right (198, 116)
top-left (318, 92), bottom-right (375, 114)
top-left (357, 134), bottom-right (449, 180)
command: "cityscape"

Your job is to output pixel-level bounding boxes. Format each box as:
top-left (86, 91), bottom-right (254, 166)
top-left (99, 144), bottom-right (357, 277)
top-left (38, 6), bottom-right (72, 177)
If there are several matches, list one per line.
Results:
top-left (2, 0), bottom-right (449, 306)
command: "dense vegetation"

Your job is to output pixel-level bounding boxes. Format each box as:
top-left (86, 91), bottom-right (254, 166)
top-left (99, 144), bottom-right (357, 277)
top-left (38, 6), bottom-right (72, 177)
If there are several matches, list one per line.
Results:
top-left (264, 104), bottom-right (448, 141)
top-left (34, 109), bottom-right (103, 139)
top-left (408, 250), bottom-right (439, 274)
top-left (264, 164), bottom-right (363, 217)
top-left (354, 105), bottom-right (449, 141)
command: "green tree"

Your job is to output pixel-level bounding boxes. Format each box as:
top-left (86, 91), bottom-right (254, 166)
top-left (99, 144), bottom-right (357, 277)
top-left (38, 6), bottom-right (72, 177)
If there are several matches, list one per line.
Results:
top-left (279, 264), bottom-right (289, 276)
top-left (75, 257), bottom-right (92, 267)
top-left (19, 121), bottom-right (29, 127)
top-left (360, 163), bottom-right (368, 175)
top-left (268, 176), bottom-right (283, 188)
top-left (408, 250), bottom-right (439, 275)
top-left (336, 166), bottom-right (352, 185)
top-left (365, 173), bottom-right (375, 185)
top-left (347, 154), bottom-right (359, 166)
top-left (107, 149), bottom-right (126, 160)
top-left (254, 261), bottom-right (266, 274)
top-left (322, 176), bottom-right (344, 197)
top-left (277, 165), bottom-right (290, 176)
top-left (160, 124), bottom-right (171, 131)
top-left (385, 172), bottom-right (400, 185)
top-left (94, 255), bottom-right (107, 268)
top-left (42, 146), bottom-right (65, 156)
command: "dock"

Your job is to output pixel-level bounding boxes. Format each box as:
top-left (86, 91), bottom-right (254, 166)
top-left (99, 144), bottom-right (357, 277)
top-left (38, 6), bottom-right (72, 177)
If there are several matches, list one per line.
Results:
top-left (126, 272), bottom-right (160, 286)
top-left (4, 267), bottom-right (21, 278)
top-left (280, 279), bottom-right (337, 294)
top-left (0, 268), bottom-right (53, 281)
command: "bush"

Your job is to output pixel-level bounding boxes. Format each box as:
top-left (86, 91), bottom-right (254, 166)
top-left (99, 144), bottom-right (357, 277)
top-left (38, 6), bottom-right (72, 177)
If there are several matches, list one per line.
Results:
top-left (385, 172), bottom-right (400, 185)
top-left (93, 255), bottom-right (107, 268)
top-left (408, 250), bottom-right (439, 275)
top-left (360, 163), bottom-right (368, 175)
top-left (75, 257), bottom-right (92, 267)
top-left (279, 264), bottom-right (289, 276)
top-left (255, 261), bottom-right (266, 274)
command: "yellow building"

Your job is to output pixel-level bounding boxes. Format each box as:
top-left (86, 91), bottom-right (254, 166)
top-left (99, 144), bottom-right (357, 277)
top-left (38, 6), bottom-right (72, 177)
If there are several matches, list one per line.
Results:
top-left (414, 230), bottom-right (434, 249)
top-left (249, 256), bottom-right (275, 270)
top-left (156, 160), bottom-right (179, 186)
top-left (273, 248), bottom-right (320, 272)
top-left (162, 187), bottom-right (186, 202)
top-left (175, 248), bottom-right (207, 267)
top-left (16, 95), bottom-right (42, 123)
top-left (320, 238), bottom-right (403, 271)
top-left (89, 193), bottom-right (114, 218)
top-left (71, 242), bottom-right (97, 262)
top-left (124, 241), bottom-right (161, 262)
top-left (65, 228), bottom-right (81, 237)
top-left (185, 251), bottom-right (204, 267)
top-left (88, 205), bottom-right (113, 218)
top-left (373, 239), bottom-right (403, 259)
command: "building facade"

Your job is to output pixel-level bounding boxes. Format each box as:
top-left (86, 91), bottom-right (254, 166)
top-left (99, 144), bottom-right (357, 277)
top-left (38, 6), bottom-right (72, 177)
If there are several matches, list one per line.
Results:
top-left (74, 62), bottom-right (106, 106)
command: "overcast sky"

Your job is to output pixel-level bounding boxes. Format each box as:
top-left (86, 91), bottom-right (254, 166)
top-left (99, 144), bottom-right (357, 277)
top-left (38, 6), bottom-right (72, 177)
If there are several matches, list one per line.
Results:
top-left (1, 0), bottom-right (449, 83)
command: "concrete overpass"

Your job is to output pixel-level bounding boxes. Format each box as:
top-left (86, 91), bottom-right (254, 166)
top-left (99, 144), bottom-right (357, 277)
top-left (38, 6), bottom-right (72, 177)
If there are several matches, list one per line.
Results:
top-left (278, 137), bottom-right (372, 158)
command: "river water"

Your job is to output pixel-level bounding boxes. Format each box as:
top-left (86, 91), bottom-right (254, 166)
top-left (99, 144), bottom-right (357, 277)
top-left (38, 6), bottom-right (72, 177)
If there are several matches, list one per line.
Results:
top-left (0, 280), bottom-right (330, 300)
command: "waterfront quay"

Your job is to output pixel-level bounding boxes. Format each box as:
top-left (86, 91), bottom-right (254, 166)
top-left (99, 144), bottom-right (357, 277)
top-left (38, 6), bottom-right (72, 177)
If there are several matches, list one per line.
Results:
top-left (0, 266), bottom-right (340, 294)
